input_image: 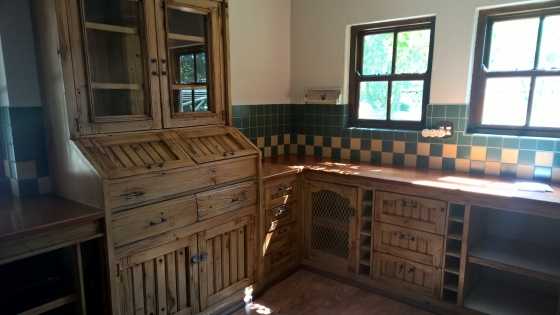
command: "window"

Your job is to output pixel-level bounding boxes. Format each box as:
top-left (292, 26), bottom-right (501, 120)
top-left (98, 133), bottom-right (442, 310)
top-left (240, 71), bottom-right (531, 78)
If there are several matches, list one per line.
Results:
top-left (349, 17), bottom-right (435, 129)
top-left (172, 47), bottom-right (209, 113)
top-left (469, 3), bottom-right (560, 137)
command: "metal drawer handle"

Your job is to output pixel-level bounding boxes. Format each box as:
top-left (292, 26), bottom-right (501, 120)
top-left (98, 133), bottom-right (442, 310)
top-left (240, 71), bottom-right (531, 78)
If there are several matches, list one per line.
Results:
top-left (120, 191), bottom-right (145, 200)
top-left (149, 217), bottom-right (167, 226)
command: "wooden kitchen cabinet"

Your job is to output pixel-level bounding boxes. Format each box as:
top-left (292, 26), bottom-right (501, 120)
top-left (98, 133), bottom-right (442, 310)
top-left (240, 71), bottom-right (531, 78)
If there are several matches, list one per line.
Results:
top-left (58, 0), bottom-right (229, 136)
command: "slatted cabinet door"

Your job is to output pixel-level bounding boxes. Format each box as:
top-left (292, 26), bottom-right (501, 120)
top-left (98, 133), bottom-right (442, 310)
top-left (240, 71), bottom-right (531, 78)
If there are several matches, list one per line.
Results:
top-left (198, 216), bottom-right (255, 311)
top-left (78, 131), bottom-right (195, 179)
top-left (176, 126), bottom-right (256, 163)
top-left (116, 234), bottom-right (199, 315)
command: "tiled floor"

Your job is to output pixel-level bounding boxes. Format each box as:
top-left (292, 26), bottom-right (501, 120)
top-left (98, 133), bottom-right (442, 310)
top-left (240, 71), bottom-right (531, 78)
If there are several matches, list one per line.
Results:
top-left (231, 270), bottom-right (433, 315)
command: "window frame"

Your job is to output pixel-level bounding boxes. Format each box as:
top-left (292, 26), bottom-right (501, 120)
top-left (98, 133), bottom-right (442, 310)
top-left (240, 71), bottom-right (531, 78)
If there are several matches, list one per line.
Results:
top-left (468, 2), bottom-right (560, 138)
top-left (348, 16), bottom-right (436, 130)
top-left (171, 46), bottom-right (210, 113)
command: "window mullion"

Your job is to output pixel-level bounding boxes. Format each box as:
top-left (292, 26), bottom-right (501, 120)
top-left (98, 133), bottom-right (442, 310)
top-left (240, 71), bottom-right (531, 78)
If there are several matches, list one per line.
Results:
top-left (525, 16), bottom-right (544, 127)
top-left (388, 32), bottom-right (398, 121)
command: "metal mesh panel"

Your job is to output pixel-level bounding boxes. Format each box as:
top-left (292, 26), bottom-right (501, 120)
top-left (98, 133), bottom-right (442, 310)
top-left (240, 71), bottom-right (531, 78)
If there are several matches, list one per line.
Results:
top-left (310, 189), bottom-right (355, 258)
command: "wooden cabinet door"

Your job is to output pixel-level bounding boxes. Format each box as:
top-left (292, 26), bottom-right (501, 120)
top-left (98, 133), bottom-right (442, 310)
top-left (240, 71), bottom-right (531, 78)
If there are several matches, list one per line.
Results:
top-left (155, 0), bottom-right (228, 128)
top-left (115, 234), bottom-right (199, 315)
top-left (304, 180), bottom-right (358, 272)
top-left (65, 0), bottom-right (162, 135)
top-left (198, 216), bottom-right (255, 311)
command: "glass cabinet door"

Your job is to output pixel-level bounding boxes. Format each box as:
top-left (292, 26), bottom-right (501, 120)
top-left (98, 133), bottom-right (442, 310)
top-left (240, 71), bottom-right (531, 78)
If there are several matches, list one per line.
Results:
top-left (156, 0), bottom-right (227, 128)
top-left (70, 0), bottom-right (162, 134)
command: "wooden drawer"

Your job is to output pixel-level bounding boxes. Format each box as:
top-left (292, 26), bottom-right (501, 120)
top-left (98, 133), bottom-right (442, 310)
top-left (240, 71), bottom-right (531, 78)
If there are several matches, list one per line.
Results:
top-left (265, 201), bottom-right (296, 232)
top-left (264, 223), bottom-right (296, 256)
top-left (196, 181), bottom-right (257, 221)
top-left (374, 223), bottom-right (444, 268)
top-left (264, 242), bottom-right (297, 276)
top-left (265, 175), bottom-right (297, 209)
top-left (375, 191), bottom-right (447, 235)
top-left (374, 253), bottom-right (441, 297)
top-left (107, 157), bottom-right (257, 210)
top-left (112, 195), bottom-right (197, 247)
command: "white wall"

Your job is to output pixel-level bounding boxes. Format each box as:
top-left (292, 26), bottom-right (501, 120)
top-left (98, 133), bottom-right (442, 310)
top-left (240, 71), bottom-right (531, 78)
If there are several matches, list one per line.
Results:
top-left (291, 0), bottom-right (545, 105)
top-left (229, 0), bottom-right (291, 105)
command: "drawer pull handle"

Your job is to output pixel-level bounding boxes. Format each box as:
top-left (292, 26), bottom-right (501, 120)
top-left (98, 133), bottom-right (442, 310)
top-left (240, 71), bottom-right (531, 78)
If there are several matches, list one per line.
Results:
top-left (272, 204), bottom-right (289, 217)
top-left (149, 217), bottom-right (167, 226)
top-left (120, 191), bottom-right (145, 199)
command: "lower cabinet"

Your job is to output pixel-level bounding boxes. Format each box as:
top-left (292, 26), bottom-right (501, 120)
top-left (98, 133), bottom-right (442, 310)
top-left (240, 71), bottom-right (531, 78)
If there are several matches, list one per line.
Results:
top-left (115, 216), bottom-right (255, 315)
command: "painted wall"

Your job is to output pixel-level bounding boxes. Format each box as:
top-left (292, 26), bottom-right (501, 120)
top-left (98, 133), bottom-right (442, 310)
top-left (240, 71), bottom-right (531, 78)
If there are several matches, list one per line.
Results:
top-left (229, 0), bottom-right (291, 105)
top-left (290, 0), bottom-right (544, 104)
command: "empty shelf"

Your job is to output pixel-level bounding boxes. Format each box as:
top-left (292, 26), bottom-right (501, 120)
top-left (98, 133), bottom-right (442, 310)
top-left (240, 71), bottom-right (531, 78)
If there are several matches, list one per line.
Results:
top-left (469, 237), bottom-right (560, 283)
top-left (465, 279), bottom-right (557, 315)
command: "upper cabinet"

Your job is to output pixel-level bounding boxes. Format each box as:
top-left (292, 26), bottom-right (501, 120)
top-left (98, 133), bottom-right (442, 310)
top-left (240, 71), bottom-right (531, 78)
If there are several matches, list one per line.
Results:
top-left (156, 0), bottom-right (227, 128)
top-left (61, 0), bottom-right (229, 136)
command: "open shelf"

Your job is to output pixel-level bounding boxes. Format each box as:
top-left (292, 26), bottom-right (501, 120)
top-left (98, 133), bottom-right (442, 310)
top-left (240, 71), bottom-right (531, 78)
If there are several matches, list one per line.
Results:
top-left (19, 294), bottom-right (76, 315)
top-left (465, 279), bottom-right (557, 315)
top-left (469, 237), bottom-right (560, 283)
top-left (85, 22), bottom-right (137, 35)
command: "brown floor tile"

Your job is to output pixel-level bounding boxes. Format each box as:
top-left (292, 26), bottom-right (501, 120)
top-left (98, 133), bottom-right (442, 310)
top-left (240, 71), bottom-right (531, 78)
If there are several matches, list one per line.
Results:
top-left (231, 270), bottom-right (433, 315)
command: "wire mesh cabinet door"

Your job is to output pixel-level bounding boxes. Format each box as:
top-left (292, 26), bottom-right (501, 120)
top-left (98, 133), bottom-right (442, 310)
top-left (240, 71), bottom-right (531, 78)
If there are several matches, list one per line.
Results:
top-left (303, 180), bottom-right (358, 272)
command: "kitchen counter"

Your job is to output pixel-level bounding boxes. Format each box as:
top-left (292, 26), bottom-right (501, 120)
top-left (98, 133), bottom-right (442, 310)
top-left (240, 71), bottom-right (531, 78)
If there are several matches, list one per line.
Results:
top-left (262, 156), bottom-right (560, 214)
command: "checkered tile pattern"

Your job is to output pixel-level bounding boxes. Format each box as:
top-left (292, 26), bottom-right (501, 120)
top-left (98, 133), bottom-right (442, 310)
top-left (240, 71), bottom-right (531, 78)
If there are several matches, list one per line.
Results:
top-left (233, 104), bottom-right (560, 183)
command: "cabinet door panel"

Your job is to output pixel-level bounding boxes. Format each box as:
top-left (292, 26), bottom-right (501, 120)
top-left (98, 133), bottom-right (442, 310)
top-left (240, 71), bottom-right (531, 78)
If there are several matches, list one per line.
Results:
top-left (304, 180), bottom-right (358, 271)
top-left (156, 0), bottom-right (227, 128)
top-left (198, 216), bottom-right (255, 310)
top-left (67, 0), bottom-right (162, 134)
top-left (116, 234), bottom-right (199, 315)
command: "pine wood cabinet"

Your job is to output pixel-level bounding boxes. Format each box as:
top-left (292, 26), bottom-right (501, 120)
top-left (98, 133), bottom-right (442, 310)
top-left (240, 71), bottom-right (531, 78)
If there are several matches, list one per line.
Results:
top-left (60, 0), bottom-right (229, 136)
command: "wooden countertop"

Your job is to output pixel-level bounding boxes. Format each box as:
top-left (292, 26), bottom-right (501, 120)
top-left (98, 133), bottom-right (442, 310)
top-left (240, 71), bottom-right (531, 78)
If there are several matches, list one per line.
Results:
top-left (0, 195), bottom-right (103, 241)
top-left (262, 156), bottom-right (560, 208)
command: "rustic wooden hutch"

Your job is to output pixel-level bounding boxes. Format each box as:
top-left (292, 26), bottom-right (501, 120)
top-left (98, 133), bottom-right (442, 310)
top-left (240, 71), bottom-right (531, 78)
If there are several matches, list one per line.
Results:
top-left (33, 0), bottom-right (260, 314)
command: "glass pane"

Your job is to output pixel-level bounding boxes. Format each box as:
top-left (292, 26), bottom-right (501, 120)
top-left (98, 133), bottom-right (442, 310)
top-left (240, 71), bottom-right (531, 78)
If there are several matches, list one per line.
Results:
top-left (530, 76), bottom-right (560, 128)
top-left (174, 89), bottom-right (208, 113)
top-left (167, 7), bottom-right (211, 114)
top-left (179, 54), bottom-right (195, 84)
top-left (488, 18), bottom-right (539, 71)
top-left (93, 89), bottom-right (145, 116)
top-left (86, 30), bottom-right (143, 84)
top-left (481, 77), bottom-right (531, 126)
top-left (83, 0), bottom-right (147, 118)
top-left (84, 0), bottom-right (139, 27)
top-left (362, 33), bottom-right (393, 75)
top-left (359, 82), bottom-right (388, 120)
top-left (395, 30), bottom-right (431, 74)
top-left (538, 15), bottom-right (560, 70)
top-left (390, 81), bottom-right (424, 121)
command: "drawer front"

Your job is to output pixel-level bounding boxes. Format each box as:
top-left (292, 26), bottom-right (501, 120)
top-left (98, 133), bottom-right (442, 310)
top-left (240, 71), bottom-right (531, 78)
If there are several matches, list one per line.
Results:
top-left (196, 181), bottom-right (257, 221)
top-left (265, 175), bottom-right (297, 209)
top-left (265, 201), bottom-right (296, 232)
top-left (264, 223), bottom-right (296, 255)
top-left (374, 223), bottom-right (444, 267)
top-left (264, 243), bottom-right (297, 276)
top-left (375, 191), bottom-right (447, 235)
top-left (112, 195), bottom-right (197, 247)
top-left (107, 157), bottom-right (257, 210)
top-left (374, 253), bottom-right (441, 297)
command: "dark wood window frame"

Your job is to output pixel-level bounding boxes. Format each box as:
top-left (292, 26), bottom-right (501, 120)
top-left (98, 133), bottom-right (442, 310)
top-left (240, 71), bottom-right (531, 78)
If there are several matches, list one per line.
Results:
top-left (468, 2), bottom-right (560, 138)
top-left (348, 17), bottom-right (436, 130)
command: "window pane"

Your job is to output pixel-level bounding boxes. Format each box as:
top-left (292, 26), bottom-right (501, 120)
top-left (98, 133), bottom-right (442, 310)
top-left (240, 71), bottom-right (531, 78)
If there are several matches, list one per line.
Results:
top-left (488, 18), bottom-right (539, 71)
top-left (395, 30), bottom-right (431, 74)
top-left (538, 15), bottom-right (560, 70)
top-left (359, 81), bottom-right (388, 120)
top-left (179, 54), bottom-right (194, 84)
top-left (196, 52), bottom-right (207, 83)
top-left (390, 80), bottom-right (423, 121)
top-left (362, 33), bottom-right (393, 75)
top-left (481, 77), bottom-right (530, 126)
top-left (530, 76), bottom-right (560, 128)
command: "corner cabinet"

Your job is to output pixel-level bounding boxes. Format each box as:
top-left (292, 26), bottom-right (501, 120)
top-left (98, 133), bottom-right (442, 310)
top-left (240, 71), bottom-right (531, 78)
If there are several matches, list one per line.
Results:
top-left (59, 0), bottom-right (229, 136)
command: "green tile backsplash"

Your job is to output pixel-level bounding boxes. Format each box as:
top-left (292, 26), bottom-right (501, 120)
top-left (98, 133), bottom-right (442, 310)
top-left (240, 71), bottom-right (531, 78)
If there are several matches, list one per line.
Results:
top-left (233, 104), bottom-right (560, 182)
